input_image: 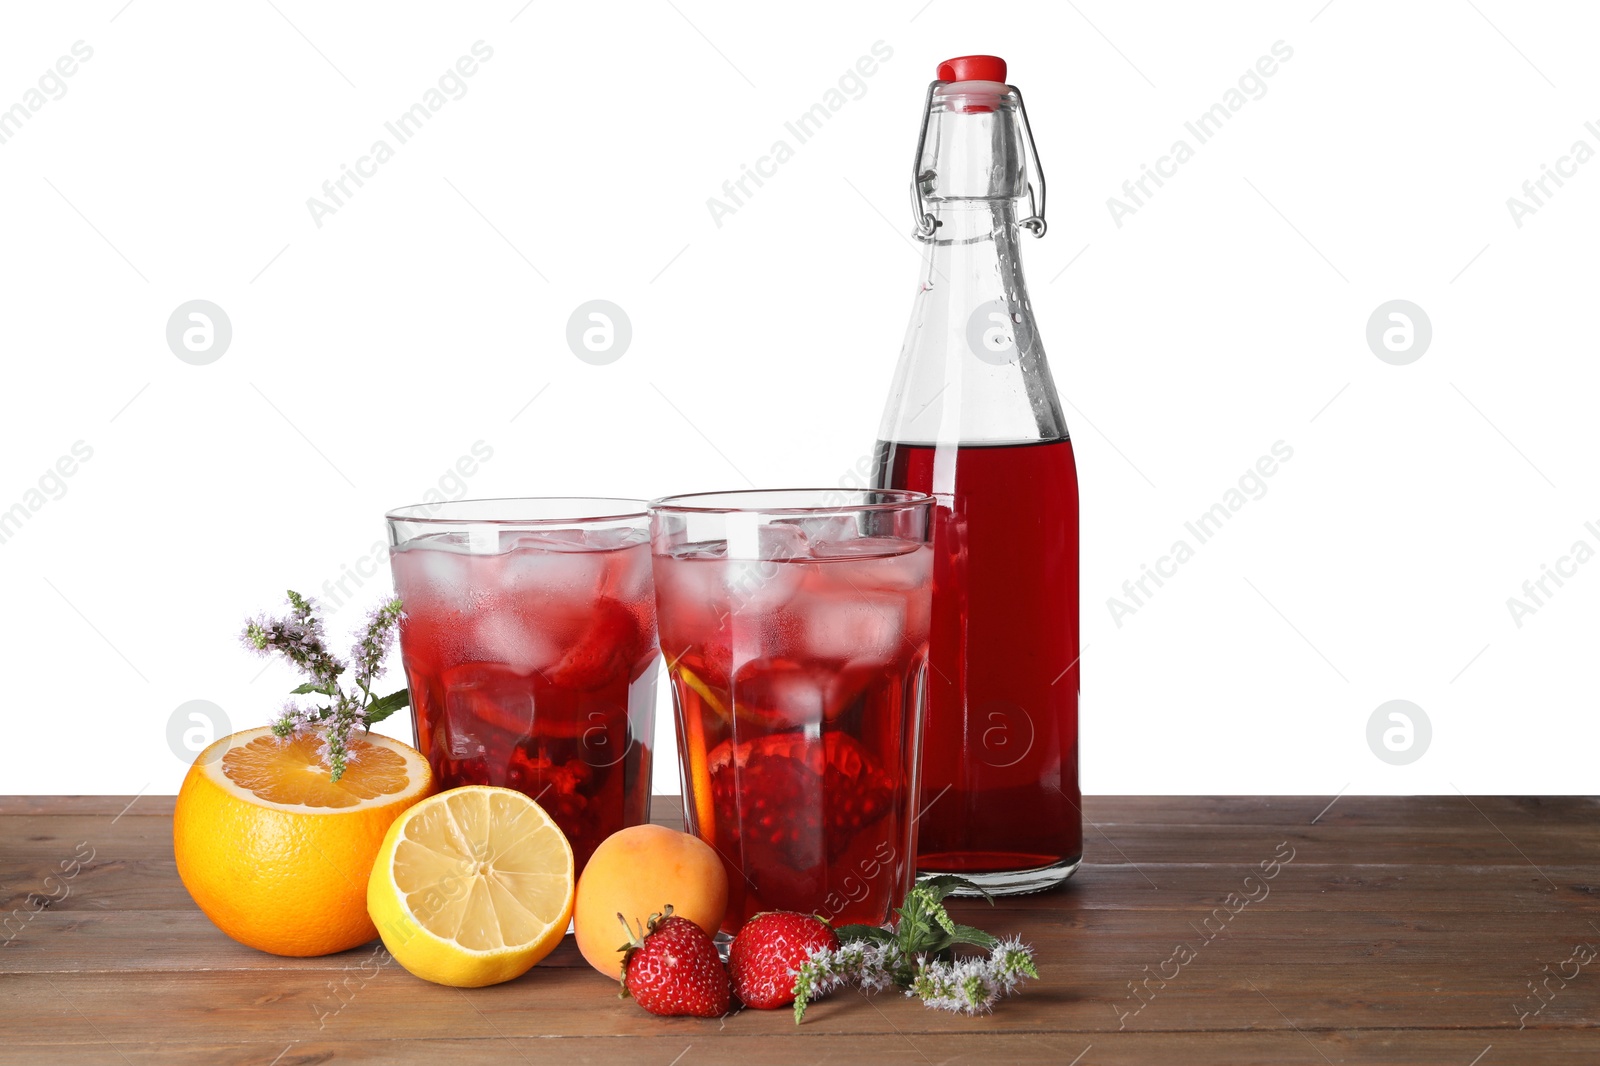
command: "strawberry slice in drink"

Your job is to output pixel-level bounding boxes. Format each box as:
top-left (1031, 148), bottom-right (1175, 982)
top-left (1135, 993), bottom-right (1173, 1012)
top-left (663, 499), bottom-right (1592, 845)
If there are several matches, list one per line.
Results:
top-left (729, 656), bottom-right (881, 729)
top-left (441, 661), bottom-right (535, 741)
top-left (546, 597), bottom-right (646, 690)
top-left (706, 731), bottom-right (896, 886)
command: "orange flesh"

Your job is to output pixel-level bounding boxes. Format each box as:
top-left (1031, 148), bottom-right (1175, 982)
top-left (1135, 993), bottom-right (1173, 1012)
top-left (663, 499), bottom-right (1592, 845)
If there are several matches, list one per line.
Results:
top-left (221, 732), bottom-right (411, 808)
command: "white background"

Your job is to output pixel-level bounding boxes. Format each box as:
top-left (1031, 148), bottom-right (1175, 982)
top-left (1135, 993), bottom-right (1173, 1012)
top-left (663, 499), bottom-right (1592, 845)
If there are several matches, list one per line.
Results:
top-left (1, 1), bottom-right (1594, 798)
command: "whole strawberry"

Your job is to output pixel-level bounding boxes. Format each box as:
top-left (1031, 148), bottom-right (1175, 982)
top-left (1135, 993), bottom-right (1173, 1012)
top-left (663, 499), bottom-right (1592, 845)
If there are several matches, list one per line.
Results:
top-left (618, 906), bottom-right (730, 1018)
top-left (728, 911), bottom-right (840, 1009)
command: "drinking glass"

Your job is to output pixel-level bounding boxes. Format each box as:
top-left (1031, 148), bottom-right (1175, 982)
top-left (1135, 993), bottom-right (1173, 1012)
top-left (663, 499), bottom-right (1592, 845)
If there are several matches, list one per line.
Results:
top-left (386, 498), bottom-right (658, 873)
top-left (650, 489), bottom-right (934, 934)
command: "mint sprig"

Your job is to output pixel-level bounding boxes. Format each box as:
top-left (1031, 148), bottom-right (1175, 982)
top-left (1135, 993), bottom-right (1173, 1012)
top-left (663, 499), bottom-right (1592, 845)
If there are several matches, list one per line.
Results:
top-left (792, 875), bottom-right (1038, 1022)
top-left (242, 591), bottom-right (410, 782)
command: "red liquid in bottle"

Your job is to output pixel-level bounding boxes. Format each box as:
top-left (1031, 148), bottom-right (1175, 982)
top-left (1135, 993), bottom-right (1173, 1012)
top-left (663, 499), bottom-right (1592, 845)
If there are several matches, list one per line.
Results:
top-left (873, 438), bottom-right (1081, 874)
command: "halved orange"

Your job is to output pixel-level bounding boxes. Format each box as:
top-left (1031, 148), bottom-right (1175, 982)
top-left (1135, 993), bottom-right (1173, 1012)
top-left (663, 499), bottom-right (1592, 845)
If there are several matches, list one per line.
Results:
top-left (173, 726), bottom-right (434, 957)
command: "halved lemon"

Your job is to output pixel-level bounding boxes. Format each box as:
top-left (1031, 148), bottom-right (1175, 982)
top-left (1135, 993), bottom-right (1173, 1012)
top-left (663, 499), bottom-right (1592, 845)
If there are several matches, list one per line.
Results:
top-left (173, 726), bottom-right (435, 957)
top-left (367, 786), bottom-right (575, 987)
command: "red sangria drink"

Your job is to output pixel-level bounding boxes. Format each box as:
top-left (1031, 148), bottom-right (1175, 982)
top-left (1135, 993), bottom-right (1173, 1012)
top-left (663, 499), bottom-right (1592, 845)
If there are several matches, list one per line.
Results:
top-left (386, 499), bottom-right (658, 874)
top-left (650, 490), bottom-right (933, 935)
top-left (874, 440), bottom-right (1081, 880)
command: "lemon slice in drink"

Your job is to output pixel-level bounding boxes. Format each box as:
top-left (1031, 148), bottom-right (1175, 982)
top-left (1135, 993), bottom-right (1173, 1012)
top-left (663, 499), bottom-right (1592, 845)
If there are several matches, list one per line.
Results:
top-left (675, 665), bottom-right (721, 841)
top-left (367, 785), bottom-right (575, 987)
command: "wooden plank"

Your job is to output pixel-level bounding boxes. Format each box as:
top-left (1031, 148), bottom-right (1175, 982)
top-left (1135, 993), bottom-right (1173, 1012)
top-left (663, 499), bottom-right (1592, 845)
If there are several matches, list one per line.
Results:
top-left (3, 1031), bottom-right (1592, 1066)
top-left (3, 859), bottom-right (1593, 922)
top-left (0, 796), bottom-right (174, 817)
top-left (6, 903), bottom-right (1598, 979)
top-left (6, 816), bottom-right (1596, 871)
top-left (4, 938), bottom-right (1598, 1041)
top-left (5, 793), bottom-right (1596, 825)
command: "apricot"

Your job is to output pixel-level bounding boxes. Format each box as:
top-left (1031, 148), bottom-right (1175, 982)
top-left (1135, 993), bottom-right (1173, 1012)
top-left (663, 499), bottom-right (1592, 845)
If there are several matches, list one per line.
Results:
top-left (573, 824), bottom-right (728, 978)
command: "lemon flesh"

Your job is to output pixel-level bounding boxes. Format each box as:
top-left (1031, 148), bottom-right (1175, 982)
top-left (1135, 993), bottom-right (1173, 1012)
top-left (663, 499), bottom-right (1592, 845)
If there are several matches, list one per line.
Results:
top-left (368, 786), bottom-right (574, 987)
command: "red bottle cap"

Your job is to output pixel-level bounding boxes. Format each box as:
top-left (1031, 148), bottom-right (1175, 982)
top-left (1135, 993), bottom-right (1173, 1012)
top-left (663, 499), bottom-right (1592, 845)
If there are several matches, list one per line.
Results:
top-left (937, 55), bottom-right (1007, 83)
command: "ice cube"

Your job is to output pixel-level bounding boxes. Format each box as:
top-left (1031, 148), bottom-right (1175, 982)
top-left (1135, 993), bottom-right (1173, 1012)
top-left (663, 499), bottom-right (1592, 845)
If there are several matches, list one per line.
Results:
top-left (470, 612), bottom-right (560, 676)
top-left (501, 528), bottom-right (590, 553)
top-left (584, 526), bottom-right (649, 552)
top-left (784, 515), bottom-right (861, 553)
top-left (391, 540), bottom-right (474, 611)
top-left (720, 556), bottom-right (803, 617)
top-left (656, 553), bottom-right (724, 611)
top-left (501, 538), bottom-right (608, 596)
top-left (798, 592), bottom-right (906, 663)
top-left (501, 526), bottom-right (647, 553)
top-left (609, 542), bottom-right (655, 605)
top-left (808, 536), bottom-right (916, 560)
top-left (886, 543), bottom-right (933, 591)
top-left (757, 522), bottom-right (812, 561)
top-left (667, 540), bottom-right (727, 562)
top-left (403, 531), bottom-right (473, 553)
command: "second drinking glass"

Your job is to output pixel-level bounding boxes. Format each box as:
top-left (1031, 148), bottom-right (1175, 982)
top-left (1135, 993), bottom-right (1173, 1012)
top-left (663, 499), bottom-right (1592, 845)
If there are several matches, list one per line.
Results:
top-left (650, 489), bottom-right (934, 935)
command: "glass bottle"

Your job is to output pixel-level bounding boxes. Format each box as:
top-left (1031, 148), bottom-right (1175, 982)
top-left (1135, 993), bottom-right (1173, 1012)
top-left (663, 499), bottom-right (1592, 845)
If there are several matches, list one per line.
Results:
top-left (871, 55), bottom-right (1081, 894)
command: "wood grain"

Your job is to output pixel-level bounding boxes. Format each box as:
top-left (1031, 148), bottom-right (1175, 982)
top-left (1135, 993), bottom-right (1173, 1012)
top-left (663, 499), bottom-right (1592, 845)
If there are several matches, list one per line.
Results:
top-left (2, 795), bottom-right (1595, 1064)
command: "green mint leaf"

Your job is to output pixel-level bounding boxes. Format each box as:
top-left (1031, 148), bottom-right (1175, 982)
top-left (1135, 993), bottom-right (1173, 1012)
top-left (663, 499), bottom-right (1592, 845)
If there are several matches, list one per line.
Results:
top-left (944, 923), bottom-right (1000, 950)
top-left (364, 688), bottom-right (410, 724)
top-left (890, 884), bottom-right (1003, 962)
top-left (834, 924), bottom-right (893, 944)
top-left (289, 682), bottom-right (336, 696)
top-left (898, 885), bottom-right (932, 922)
top-left (917, 874), bottom-right (993, 905)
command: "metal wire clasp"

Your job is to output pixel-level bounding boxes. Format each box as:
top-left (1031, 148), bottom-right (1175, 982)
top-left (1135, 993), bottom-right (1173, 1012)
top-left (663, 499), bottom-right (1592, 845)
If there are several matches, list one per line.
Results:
top-left (910, 81), bottom-right (1048, 242)
top-left (909, 81), bottom-right (942, 241)
top-left (1014, 87), bottom-right (1048, 238)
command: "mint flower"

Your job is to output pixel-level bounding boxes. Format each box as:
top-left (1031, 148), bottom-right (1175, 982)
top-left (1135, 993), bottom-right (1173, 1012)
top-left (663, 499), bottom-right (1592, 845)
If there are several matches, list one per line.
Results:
top-left (244, 590), bottom-right (411, 782)
top-left (350, 599), bottom-right (403, 694)
top-left (908, 938), bottom-right (1040, 1015)
top-left (243, 591), bottom-right (342, 690)
top-left (791, 876), bottom-right (1038, 1023)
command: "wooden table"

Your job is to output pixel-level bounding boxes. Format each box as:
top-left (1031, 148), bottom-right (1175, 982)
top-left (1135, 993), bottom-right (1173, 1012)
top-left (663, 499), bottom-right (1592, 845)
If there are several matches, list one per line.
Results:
top-left (4, 795), bottom-right (1596, 1064)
